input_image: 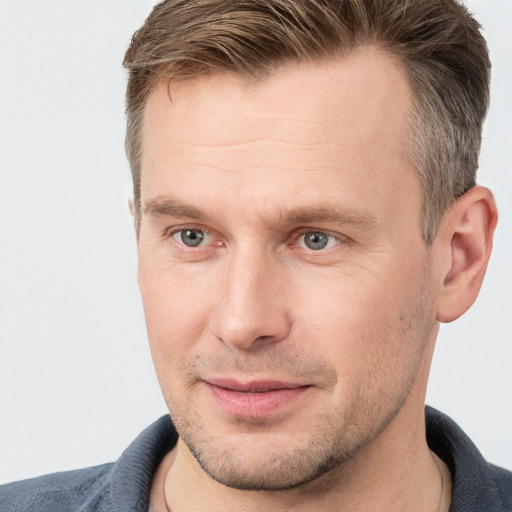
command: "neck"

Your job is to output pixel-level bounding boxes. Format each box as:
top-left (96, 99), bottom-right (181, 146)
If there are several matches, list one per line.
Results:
top-left (158, 404), bottom-right (449, 512)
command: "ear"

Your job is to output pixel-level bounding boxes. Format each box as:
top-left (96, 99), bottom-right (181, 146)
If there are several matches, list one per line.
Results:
top-left (128, 198), bottom-right (135, 218)
top-left (435, 186), bottom-right (498, 323)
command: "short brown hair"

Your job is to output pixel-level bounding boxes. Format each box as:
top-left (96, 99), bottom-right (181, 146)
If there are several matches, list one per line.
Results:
top-left (123, 0), bottom-right (490, 244)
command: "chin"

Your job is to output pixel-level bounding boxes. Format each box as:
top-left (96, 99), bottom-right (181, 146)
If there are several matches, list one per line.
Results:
top-left (177, 424), bottom-right (357, 492)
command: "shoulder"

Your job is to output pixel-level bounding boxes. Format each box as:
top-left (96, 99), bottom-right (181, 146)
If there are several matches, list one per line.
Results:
top-left (483, 463), bottom-right (512, 508)
top-left (0, 416), bottom-right (178, 512)
top-left (0, 463), bottom-right (113, 512)
top-left (426, 406), bottom-right (512, 511)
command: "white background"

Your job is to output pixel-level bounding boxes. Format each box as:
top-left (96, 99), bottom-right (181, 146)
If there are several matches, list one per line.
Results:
top-left (0, 0), bottom-right (511, 484)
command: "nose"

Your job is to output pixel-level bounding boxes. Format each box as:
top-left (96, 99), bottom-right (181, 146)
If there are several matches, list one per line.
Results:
top-left (209, 248), bottom-right (292, 350)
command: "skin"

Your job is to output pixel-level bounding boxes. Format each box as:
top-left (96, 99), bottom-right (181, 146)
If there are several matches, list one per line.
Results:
top-left (137, 48), bottom-right (496, 511)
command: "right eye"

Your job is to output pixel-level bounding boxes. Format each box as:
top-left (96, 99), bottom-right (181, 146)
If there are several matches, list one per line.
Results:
top-left (172, 229), bottom-right (210, 247)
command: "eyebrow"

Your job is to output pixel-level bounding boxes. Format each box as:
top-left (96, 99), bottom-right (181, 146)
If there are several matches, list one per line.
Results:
top-left (143, 195), bottom-right (379, 229)
top-left (282, 205), bottom-right (379, 228)
top-left (144, 196), bottom-right (207, 220)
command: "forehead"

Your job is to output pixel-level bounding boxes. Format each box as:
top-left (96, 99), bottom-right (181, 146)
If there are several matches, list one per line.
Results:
top-left (139, 48), bottom-right (418, 229)
top-left (142, 47), bottom-right (411, 152)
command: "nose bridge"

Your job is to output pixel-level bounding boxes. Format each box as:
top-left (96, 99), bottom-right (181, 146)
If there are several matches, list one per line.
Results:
top-left (211, 243), bottom-right (290, 349)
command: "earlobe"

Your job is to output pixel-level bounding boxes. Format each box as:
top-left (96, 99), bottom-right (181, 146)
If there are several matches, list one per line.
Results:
top-left (128, 198), bottom-right (135, 218)
top-left (436, 186), bottom-right (498, 323)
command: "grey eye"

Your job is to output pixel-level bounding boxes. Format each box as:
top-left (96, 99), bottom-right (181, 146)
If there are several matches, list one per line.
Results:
top-left (303, 232), bottom-right (329, 250)
top-left (179, 229), bottom-right (205, 247)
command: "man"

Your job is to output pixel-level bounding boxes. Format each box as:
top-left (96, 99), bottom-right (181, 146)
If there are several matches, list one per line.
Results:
top-left (1, 0), bottom-right (511, 510)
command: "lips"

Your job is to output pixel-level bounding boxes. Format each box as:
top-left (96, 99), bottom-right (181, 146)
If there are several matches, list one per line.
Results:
top-left (205, 377), bottom-right (310, 418)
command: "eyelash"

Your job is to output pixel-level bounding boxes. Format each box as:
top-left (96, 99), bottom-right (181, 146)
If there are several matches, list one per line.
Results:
top-left (164, 226), bottom-right (347, 253)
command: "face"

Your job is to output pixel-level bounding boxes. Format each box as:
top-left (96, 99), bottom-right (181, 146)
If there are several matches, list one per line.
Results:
top-left (137, 49), bottom-right (439, 490)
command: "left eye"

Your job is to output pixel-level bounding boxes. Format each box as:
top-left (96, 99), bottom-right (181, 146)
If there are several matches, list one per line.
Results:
top-left (172, 229), bottom-right (209, 247)
top-left (297, 231), bottom-right (339, 251)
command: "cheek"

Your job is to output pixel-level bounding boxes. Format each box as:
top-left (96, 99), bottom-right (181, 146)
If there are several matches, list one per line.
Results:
top-left (294, 259), bottom-right (432, 373)
top-left (294, 262), bottom-right (399, 331)
top-left (138, 258), bottom-right (216, 376)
